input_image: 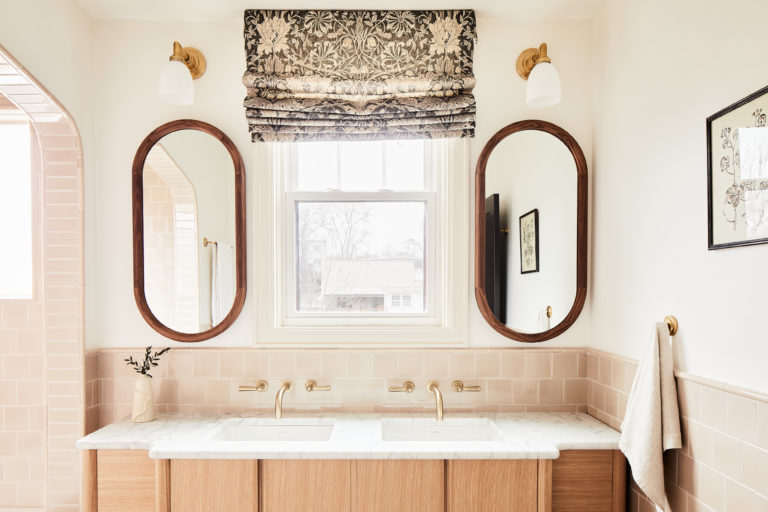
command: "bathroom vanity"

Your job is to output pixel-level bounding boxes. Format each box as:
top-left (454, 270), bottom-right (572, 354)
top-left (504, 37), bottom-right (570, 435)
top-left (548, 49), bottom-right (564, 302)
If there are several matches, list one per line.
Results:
top-left (78, 413), bottom-right (626, 512)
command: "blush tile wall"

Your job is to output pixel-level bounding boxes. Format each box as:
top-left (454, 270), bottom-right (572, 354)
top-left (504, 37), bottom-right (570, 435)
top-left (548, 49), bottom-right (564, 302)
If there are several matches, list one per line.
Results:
top-left (86, 348), bottom-right (588, 426)
top-left (587, 349), bottom-right (768, 512)
top-left (0, 47), bottom-right (85, 512)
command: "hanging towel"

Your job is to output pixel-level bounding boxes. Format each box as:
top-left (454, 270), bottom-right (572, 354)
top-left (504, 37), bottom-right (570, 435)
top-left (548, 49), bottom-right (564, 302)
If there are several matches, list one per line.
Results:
top-left (537, 309), bottom-right (550, 331)
top-left (210, 243), bottom-right (236, 326)
top-left (619, 322), bottom-right (682, 512)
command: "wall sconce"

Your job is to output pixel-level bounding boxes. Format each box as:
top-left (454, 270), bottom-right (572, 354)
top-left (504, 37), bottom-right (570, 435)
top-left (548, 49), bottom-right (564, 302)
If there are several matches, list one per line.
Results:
top-left (516, 42), bottom-right (561, 108)
top-left (157, 41), bottom-right (206, 105)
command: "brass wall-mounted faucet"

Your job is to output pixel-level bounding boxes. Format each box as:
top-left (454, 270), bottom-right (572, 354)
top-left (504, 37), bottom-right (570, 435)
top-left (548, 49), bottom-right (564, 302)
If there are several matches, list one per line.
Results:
top-left (427, 381), bottom-right (443, 421)
top-left (275, 381), bottom-right (292, 419)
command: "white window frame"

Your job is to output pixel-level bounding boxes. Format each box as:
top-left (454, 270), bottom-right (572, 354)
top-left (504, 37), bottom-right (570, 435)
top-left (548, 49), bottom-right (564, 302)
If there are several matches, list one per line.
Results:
top-left (253, 138), bottom-right (468, 347)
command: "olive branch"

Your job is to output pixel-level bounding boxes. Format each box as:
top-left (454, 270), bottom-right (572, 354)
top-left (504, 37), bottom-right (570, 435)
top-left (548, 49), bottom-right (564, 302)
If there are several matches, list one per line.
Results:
top-left (124, 346), bottom-right (170, 378)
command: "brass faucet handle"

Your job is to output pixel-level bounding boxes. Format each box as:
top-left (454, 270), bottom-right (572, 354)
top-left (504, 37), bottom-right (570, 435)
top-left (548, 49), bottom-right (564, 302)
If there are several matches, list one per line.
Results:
top-left (388, 381), bottom-right (415, 393)
top-left (305, 380), bottom-right (331, 392)
top-left (451, 380), bottom-right (481, 392)
top-left (238, 381), bottom-right (269, 392)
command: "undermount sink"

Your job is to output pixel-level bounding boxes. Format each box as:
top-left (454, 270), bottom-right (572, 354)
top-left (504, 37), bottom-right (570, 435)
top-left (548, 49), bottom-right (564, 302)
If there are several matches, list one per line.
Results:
top-left (381, 419), bottom-right (504, 442)
top-left (213, 423), bottom-right (334, 442)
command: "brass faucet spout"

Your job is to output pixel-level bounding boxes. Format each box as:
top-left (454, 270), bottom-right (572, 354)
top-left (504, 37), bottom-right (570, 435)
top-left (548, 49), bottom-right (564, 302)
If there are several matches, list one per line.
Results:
top-left (427, 381), bottom-right (443, 421)
top-left (275, 381), bottom-right (292, 419)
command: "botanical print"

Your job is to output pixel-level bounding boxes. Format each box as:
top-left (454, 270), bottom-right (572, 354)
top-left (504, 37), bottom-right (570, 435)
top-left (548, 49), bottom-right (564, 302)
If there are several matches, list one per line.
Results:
top-left (710, 90), bottom-right (768, 247)
top-left (243, 10), bottom-right (477, 142)
top-left (519, 209), bottom-right (539, 274)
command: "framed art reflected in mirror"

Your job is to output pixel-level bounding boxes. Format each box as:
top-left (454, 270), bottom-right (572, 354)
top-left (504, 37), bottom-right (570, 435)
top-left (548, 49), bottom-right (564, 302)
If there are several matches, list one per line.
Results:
top-left (707, 84), bottom-right (768, 250)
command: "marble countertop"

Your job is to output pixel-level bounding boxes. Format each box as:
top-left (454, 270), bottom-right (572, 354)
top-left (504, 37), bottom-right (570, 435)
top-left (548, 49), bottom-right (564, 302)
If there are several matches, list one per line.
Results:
top-left (76, 412), bottom-right (620, 460)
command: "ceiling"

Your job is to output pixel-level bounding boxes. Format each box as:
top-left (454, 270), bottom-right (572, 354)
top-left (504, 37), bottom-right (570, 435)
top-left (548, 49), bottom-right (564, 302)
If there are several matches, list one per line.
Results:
top-left (72, 0), bottom-right (606, 21)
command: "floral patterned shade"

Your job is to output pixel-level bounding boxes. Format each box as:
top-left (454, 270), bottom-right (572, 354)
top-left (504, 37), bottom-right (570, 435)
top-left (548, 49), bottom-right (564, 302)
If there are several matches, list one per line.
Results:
top-left (243, 10), bottom-right (477, 142)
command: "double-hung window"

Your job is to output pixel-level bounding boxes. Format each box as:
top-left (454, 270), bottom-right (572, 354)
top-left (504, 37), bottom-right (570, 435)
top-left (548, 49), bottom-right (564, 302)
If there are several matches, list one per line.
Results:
top-left (256, 138), bottom-right (468, 346)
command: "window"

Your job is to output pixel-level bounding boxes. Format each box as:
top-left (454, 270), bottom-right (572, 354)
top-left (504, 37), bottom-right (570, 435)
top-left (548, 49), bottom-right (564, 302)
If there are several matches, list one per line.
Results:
top-left (255, 138), bottom-right (468, 345)
top-left (289, 140), bottom-right (432, 317)
top-left (0, 121), bottom-right (33, 299)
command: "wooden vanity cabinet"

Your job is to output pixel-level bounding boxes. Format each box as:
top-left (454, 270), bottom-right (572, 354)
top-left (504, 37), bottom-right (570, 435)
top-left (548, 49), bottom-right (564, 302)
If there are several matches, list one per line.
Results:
top-left (260, 460), bottom-right (351, 512)
top-left (170, 459), bottom-right (258, 512)
top-left (354, 460), bottom-right (444, 512)
top-left (86, 450), bottom-right (626, 512)
top-left (446, 460), bottom-right (539, 512)
top-left (89, 450), bottom-right (169, 512)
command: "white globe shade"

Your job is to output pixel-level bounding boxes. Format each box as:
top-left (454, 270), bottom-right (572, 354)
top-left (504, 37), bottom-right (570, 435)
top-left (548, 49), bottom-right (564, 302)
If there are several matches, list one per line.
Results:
top-left (525, 61), bottom-right (561, 108)
top-left (158, 60), bottom-right (194, 105)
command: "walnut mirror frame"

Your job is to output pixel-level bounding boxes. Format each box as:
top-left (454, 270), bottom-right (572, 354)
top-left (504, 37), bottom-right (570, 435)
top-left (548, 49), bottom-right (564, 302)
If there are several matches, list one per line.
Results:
top-left (474, 120), bottom-right (587, 342)
top-left (132, 119), bottom-right (246, 342)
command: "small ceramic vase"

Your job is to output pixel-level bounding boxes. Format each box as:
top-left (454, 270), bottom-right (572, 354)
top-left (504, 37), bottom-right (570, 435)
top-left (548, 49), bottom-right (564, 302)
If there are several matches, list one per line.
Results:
top-left (131, 374), bottom-right (155, 423)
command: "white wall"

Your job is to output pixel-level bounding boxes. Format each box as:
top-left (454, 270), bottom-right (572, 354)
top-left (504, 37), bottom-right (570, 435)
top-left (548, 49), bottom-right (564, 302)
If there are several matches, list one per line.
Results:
top-left (590, 0), bottom-right (768, 393)
top-left (83, 16), bottom-right (594, 349)
top-left (469, 17), bottom-right (593, 347)
top-left (88, 19), bottom-right (252, 348)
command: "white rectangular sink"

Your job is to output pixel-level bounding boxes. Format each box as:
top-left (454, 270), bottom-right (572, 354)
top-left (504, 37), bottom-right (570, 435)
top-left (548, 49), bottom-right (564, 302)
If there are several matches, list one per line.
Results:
top-left (381, 419), bottom-right (504, 442)
top-left (214, 423), bottom-right (334, 442)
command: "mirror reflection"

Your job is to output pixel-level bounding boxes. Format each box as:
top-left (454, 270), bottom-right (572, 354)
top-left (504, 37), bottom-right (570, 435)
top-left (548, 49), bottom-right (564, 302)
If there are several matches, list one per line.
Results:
top-left (142, 129), bottom-right (236, 334)
top-left (484, 130), bottom-right (577, 334)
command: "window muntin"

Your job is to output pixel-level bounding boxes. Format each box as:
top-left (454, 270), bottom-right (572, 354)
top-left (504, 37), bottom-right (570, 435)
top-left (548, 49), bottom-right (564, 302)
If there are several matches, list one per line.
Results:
top-left (0, 121), bottom-right (33, 299)
top-left (287, 139), bottom-right (436, 320)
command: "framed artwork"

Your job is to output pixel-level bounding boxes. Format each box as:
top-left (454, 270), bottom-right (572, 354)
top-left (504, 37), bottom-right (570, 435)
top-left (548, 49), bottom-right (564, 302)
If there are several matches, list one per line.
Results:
top-left (519, 208), bottom-right (539, 273)
top-left (707, 84), bottom-right (768, 249)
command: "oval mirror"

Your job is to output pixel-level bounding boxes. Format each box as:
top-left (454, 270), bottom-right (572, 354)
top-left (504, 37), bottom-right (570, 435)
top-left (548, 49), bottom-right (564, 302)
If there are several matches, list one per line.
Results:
top-left (475, 120), bottom-right (587, 342)
top-left (132, 120), bottom-right (246, 342)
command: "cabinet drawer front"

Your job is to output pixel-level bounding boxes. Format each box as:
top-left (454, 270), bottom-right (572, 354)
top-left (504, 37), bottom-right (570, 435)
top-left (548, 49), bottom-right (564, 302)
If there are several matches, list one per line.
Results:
top-left (447, 459), bottom-right (538, 512)
top-left (170, 459), bottom-right (257, 512)
top-left (97, 450), bottom-right (156, 512)
top-left (261, 459), bottom-right (351, 512)
top-left (354, 460), bottom-right (444, 512)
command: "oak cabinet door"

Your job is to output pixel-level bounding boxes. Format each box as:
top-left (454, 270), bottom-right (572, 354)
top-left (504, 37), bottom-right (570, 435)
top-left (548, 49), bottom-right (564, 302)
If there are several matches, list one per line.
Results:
top-left (551, 450), bottom-right (620, 512)
top-left (170, 459), bottom-right (258, 512)
top-left (446, 459), bottom-right (538, 512)
top-left (97, 450), bottom-right (160, 512)
top-left (260, 460), bottom-right (351, 512)
top-left (353, 460), bottom-right (444, 512)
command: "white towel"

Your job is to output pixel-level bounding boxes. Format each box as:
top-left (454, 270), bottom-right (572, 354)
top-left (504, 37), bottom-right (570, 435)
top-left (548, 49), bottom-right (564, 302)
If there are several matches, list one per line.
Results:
top-left (210, 242), bottom-right (236, 326)
top-left (619, 322), bottom-right (682, 512)
top-left (537, 309), bottom-right (550, 331)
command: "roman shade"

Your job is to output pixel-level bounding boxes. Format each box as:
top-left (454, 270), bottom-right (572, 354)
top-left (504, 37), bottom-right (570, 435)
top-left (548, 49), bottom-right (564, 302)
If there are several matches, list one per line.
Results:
top-left (243, 9), bottom-right (477, 142)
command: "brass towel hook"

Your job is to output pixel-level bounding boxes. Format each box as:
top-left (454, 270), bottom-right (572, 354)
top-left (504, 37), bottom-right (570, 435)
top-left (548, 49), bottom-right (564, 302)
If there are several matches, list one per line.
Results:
top-left (664, 315), bottom-right (678, 335)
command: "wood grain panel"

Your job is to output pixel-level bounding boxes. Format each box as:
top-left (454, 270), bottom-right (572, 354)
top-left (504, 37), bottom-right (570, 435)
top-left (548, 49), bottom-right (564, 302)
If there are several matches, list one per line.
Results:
top-left (538, 459), bottom-right (552, 512)
top-left (97, 450), bottom-right (156, 512)
top-left (260, 460), bottom-right (350, 512)
top-left (552, 450), bottom-right (613, 512)
top-left (611, 451), bottom-right (627, 512)
top-left (446, 459), bottom-right (538, 512)
top-left (155, 459), bottom-right (170, 512)
top-left (82, 450), bottom-right (97, 512)
top-left (170, 459), bottom-right (258, 512)
top-left (354, 460), bottom-right (443, 512)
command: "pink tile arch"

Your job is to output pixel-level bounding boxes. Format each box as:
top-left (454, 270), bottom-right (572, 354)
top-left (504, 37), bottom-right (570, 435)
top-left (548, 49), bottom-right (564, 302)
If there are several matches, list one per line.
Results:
top-left (586, 349), bottom-right (768, 512)
top-left (0, 45), bottom-right (85, 512)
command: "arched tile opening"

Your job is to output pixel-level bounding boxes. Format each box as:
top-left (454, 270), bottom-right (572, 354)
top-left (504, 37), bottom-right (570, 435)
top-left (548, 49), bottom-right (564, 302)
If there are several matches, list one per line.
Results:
top-left (0, 45), bottom-right (85, 512)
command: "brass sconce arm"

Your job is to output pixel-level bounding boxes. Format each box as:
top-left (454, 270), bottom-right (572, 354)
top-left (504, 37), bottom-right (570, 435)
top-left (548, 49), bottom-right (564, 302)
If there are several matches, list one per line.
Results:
top-left (169, 41), bottom-right (206, 79)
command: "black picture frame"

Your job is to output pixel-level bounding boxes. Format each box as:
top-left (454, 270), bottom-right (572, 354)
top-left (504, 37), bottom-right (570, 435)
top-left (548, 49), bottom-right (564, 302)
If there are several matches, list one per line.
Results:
top-left (519, 208), bottom-right (539, 274)
top-left (707, 84), bottom-right (768, 250)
